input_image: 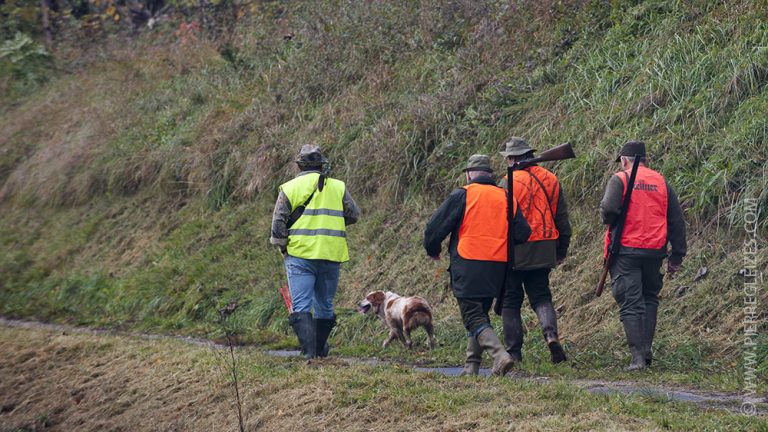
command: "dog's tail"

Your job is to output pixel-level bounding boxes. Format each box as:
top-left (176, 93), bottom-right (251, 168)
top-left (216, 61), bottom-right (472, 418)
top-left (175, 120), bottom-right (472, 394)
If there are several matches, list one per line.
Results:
top-left (404, 305), bottom-right (433, 330)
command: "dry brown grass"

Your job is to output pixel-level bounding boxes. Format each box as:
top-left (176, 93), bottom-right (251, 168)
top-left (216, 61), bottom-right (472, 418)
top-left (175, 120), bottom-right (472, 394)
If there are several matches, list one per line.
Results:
top-left (0, 325), bottom-right (651, 432)
top-left (0, 39), bottom-right (222, 207)
top-left (3, 324), bottom-right (762, 432)
top-left (0, 326), bottom-right (240, 431)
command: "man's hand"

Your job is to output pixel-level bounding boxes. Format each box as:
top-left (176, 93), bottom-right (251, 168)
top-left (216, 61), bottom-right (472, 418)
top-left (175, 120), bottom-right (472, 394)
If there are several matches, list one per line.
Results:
top-left (667, 261), bottom-right (681, 274)
top-left (279, 246), bottom-right (288, 259)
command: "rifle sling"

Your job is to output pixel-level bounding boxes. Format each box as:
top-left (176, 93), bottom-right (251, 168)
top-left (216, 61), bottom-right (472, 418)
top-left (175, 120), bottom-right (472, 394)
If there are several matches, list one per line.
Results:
top-left (286, 183), bottom-right (319, 229)
top-left (606, 157), bottom-right (641, 262)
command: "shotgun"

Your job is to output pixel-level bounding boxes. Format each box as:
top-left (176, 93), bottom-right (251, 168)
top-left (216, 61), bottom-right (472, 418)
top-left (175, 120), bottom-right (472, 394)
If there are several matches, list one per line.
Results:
top-left (595, 155), bottom-right (641, 297)
top-left (494, 143), bottom-right (576, 315)
top-left (318, 162), bottom-right (330, 192)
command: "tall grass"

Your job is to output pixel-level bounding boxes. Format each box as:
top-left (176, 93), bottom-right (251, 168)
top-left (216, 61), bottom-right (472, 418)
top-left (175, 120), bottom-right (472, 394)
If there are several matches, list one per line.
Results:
top-left (0, 0), bottom-right (766, 381)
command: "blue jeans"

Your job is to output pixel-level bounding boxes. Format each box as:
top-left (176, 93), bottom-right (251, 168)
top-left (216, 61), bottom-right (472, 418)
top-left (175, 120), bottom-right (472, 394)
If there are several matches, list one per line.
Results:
top-left (284, 255), bottom-right (340, 319)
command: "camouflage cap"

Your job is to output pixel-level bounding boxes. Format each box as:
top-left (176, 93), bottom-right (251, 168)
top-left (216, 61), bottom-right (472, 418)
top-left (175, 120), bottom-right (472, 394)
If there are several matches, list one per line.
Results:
top-left (499, 136), bottom-right (535, 157)
top-left (616, 140), bottom-right (646, 162)
top-left (463, 154), bottom-right (493, 172)
top-left (295, 144), bottom-right (327, 166)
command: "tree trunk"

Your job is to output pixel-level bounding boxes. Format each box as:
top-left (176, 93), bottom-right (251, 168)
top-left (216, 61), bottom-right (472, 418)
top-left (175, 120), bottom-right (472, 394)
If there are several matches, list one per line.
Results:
top-left (41, 0), bottom-right (54, 50)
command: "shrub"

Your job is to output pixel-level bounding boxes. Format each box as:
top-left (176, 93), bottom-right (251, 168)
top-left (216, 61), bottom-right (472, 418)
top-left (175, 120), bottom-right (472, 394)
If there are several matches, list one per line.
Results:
top-left (0, 32), bottom-right (52, 100)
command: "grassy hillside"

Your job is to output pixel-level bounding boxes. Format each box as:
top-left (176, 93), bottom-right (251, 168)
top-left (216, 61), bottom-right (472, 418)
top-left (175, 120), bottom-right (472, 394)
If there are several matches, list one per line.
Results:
top-left (1, 0), bottom-right (766, 389)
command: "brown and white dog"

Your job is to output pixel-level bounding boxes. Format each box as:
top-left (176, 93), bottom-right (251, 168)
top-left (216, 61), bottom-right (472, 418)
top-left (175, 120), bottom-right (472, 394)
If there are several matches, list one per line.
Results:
top-left (357, 291), bottom-right (436, 349)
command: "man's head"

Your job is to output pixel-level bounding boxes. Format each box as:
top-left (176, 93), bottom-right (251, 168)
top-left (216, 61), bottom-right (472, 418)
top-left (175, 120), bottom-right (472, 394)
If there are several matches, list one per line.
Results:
top-left (499, 136), bottom-right (535, 166)
top-left (295, 144), bottom-right (327, 170)
top-left (616, 140), bottom-right (647, 170)
top-left (463, 154), bottom-right (493, 183)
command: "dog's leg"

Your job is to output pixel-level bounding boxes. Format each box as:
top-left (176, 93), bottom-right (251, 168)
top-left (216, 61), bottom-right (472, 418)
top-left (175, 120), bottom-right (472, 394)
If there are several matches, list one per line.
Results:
top-left (395, 328), bottom-right (409, 348)
top-left (424, 323), bottom-right (436, 349)
top-left (382, 330), bottom-right (397, 348)
top-left (403, 327), bottom-right (413, 349)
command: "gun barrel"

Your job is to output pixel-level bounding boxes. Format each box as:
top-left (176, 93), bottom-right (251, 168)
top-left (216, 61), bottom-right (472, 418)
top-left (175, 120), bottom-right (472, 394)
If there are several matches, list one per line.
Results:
top-left (513, 143), bottom-right (575, 170)
top-left (531, 142), bottom-right (575, 163)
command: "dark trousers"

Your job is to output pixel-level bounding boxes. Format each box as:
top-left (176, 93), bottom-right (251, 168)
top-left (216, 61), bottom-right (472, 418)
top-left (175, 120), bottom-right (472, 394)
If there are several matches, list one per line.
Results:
top-left (456, 297), bottom-right (494, 336)
top-left (609, 255), bottom-right (663, 320)
top-left (502, 268), bottom-right (552, 310)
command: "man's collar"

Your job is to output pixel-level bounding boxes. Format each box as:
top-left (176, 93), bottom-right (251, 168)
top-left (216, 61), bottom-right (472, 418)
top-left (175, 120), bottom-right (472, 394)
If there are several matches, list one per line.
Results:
top-left (468, 175), bottom-right (497, 185)
top-left (507, 163), bottom-right (538, 170)
top-left (297, 170), bottom-right (321, 177)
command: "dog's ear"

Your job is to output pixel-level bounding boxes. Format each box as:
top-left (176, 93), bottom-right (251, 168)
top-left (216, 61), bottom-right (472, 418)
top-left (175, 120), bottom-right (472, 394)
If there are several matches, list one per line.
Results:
top-left (367, 291), bottom-right (385, 306)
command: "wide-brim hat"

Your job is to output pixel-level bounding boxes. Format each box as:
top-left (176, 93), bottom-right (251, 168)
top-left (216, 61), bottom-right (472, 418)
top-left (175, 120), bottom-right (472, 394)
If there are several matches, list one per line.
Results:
top-left (463, 154), bottom-right (493, 172)
top-left (499, 136), bottom-right (536, 157)
top-left (295, 144), bottom-right (328, 166)
top-left (615, 140), bottom-right (646, 162)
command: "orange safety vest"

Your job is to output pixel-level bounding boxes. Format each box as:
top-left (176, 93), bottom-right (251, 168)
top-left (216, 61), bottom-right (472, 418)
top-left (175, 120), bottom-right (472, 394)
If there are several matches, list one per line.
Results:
top-left (505, 166), bottom-right (560, 242)
top-left (457, 183), bottom-right (516, 262)
top-left (603, 166), bottom-right (668, 257)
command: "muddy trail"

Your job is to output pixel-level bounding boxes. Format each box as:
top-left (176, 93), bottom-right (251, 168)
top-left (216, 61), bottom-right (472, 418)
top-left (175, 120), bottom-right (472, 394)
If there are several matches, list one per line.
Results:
top-left (2, 318), bottom-right (765, 417)
top-left (270, 350), bottom-right (765, 416)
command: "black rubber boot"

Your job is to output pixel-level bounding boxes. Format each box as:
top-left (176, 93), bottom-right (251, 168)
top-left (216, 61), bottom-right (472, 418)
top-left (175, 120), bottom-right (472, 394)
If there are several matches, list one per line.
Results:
top-left (501, 308), bottom-right (523, 363)
top-left (315, 315), bottom-right (336, 358)
top-left (622, 318), bottom-right (647, 371)
top-left (289, 312), bottom-right (317, 359)
top-left (644, 303), bottom-right (658, 367)
top-left (534, 302), bottom-right (567, 364)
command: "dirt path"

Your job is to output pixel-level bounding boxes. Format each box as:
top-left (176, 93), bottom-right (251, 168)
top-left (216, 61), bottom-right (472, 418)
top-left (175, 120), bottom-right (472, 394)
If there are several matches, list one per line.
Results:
top-left (2, 318), bottom-right (765, 417)
top-left (272, 349), bottom-right (765, 415)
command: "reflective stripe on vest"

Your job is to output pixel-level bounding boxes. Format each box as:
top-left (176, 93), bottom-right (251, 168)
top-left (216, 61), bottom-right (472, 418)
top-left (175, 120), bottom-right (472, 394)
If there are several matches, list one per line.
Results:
top-left (457, 183), bottom-right (514, 262)
top-left (504, 166), bottom-right (560, 242)
top-left (603, 166), bottom-right (668, 257)
top-left (280, 173), bottom-right (349, 262)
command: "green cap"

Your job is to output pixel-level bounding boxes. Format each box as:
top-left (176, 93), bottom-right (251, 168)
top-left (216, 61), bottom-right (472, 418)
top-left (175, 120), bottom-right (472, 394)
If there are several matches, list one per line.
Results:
top-left (615, 140), bottom-right (646, 162)
top-left (295, 144), bottom-right (327, 167)
top-left (499, 137), bottom-right (535, 157)
top-left (464, 154), bottom-right (493, 173)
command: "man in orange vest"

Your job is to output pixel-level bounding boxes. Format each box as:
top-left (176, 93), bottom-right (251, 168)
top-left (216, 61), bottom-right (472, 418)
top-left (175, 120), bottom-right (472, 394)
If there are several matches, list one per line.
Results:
top-left (600, 141), bottom-right (687, 370)
top-left (497, 137), bottom-right (572, 365)
top-left (425, 154), bottom-right (531, 376)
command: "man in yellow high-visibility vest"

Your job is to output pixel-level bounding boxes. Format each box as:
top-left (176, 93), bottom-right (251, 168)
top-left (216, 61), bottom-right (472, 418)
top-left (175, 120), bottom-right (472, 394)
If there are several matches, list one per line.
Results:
top-left (271, 145), bottom-right (360, 359)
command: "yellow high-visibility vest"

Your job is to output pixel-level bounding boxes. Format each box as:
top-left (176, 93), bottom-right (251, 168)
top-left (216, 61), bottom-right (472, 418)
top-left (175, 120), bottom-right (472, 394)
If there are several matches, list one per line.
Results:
top-left (280, 173), bottom-right (349, 262)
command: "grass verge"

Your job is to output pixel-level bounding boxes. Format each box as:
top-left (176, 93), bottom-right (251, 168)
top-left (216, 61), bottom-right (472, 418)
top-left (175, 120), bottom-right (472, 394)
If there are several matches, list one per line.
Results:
top-left (1, 325), bottom-right (765, 431)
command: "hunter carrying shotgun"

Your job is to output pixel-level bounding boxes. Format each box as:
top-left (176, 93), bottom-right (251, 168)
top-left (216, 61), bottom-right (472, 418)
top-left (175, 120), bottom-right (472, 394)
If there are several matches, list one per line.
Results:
top-left (497, 138), bottom-right (575, 365)
top-left (598, 140), bottom-right (687, 371)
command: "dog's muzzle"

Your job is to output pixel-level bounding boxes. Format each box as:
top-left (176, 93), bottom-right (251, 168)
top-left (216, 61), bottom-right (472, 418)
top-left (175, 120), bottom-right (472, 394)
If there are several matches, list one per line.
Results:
top-left (357, 301), bottom-right (371, 314)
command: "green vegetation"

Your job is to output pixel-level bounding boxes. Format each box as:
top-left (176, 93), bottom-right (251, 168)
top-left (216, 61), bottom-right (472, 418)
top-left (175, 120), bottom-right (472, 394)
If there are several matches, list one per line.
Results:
top-left (0, 33), bottom-right (51, 101)
top-left (0, 0), bottom-right (766, 396)
top-left (2, 325), bottom-right (766, 431)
